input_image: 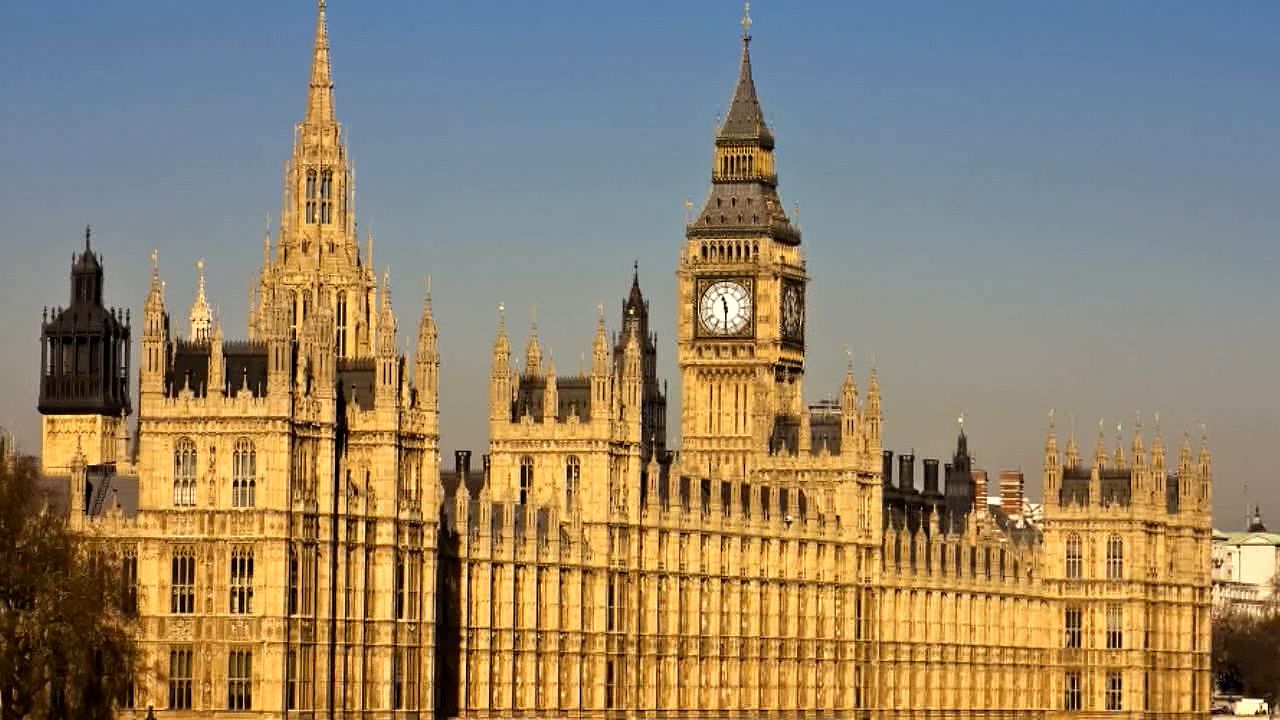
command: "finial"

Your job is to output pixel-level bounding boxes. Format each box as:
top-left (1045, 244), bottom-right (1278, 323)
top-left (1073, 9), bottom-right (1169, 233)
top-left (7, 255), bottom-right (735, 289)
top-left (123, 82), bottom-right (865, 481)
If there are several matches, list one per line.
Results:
top-left (1048, 408), bottom-right (1055, 429)
top-left (844, 345), bottom-right (853, 372)
top-left (150, 249), bottom-right (159, 276)
top-left (197, 258), bottom-right (205, 274)
top-left (530, 306), bottom-right (537, 328)
top-left (497, 303), bottom-right (505, 324)
top-left (740, 1), bottom-right (752, 39)
top-left (1154, 411), bottom-right (1161, 434)
top-left (425, 274), bottom-right (431, 297)
top-left (958, 412), bottom-right (965, 430)
top-left (84, 224), bottom-right (92, 252)
top-left (683, 197), bottom-right (694, 224)
top-left (597, 301), bottom-right (605, 319)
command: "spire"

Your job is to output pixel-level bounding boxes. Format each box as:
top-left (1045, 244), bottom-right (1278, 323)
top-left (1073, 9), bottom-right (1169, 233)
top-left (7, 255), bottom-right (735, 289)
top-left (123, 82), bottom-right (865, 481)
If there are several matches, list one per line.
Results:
top-left (1059, 413), bottom-right (1077, 468)
top-left (719, 2), bottom-right (772, 146)
top-left (1131, 413), bottom-right (1146, 468)
top-left (304, 0), bottom-right (336, 126)
top-left (1112, 422), bottom-right (1126, 468)
top-left (525, 309), bottom-right (542, 377)
top-left (624, 260), bottom-right (645, 322)
top-left (1151, 412), bottom-right (1166, 471)
top-left (189, 259), bottom-right (212, 342)
top-left (1093, 418), bottom-right (1108, 469)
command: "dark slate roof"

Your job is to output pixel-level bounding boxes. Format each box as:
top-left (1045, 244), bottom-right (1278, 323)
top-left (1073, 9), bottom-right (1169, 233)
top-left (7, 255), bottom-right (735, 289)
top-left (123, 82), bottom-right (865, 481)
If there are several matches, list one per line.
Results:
top-left (38, 465), bottom-right (139, 519)
top-left (809, 404), bottom-right (842, 456)
top-left (224, 341), bottom-right (269, 398)
top-left (338, 357), bottom-right (376, 410)
top-left (514, 376), bottom-right (591, 422)
top-left (719, 38), bottom-right (774, 147)
top-left (168, 341), bottom-right (210, 397)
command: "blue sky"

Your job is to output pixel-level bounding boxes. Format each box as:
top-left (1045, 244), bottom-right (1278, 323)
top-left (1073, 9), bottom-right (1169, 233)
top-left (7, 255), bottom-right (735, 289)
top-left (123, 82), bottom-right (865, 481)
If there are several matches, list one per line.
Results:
top-left (2, 1), bottom-right (1278, 527)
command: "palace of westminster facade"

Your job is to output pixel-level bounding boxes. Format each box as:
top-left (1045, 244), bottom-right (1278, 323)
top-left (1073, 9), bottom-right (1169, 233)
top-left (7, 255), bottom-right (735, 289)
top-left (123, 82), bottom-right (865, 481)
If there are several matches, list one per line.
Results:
top-left (34, 3), bottom-right (1213, 718)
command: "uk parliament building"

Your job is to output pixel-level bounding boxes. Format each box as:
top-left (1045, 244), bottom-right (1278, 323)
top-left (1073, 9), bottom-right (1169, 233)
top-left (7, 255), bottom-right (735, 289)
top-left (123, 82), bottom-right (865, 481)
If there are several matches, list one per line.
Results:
top-left (35, 3), bottom-right (1213, 718)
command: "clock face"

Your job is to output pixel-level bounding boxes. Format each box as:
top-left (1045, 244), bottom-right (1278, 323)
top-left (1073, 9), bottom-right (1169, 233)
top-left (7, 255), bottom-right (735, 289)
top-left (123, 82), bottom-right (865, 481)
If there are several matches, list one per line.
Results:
top-left (699, 280), bottom-right (753, 336)
top-left (781, 282), bottom-right (804, 341)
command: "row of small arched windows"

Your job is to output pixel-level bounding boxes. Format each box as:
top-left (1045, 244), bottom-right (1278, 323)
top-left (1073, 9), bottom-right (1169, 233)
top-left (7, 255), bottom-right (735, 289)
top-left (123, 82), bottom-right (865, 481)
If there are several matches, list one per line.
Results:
top-left (719, 153), bottom-right (755, 176)
top-left (172, 437), bottom-right (256, 508)
top-left (700, 240), bottom-right (759, 262)
top-left (1064, 533), bottom-right (1124, 581)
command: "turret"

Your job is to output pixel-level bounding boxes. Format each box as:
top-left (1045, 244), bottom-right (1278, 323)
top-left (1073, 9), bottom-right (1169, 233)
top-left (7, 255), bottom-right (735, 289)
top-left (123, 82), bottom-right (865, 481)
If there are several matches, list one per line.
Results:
top-left (1196, 429), bottom-right (1212, 512)
top-left (209, 314), bottom-right (225, 399)
top-left (188, 259), bottom-right (212, 342)
top-left (1092, 420), bottom-right (1108, 471)
top-left (414, 276), bottom-right (439, 410)
top-left (524, 314), bottom-right (542, 378)
top-left (140, 249), bottom-right (168, 399)
top-left (1150, 414), bottom-right (1167, 496)
top-left (839, 354), bottom-right (858, 441)
top-left (543, 356), bottom-right (558, 424)
top-left (1112, 423), bottom-right (1126, 469)
top-left (265, 286), bottom-right (292, 396)
top-left (1043, 410), bottom-right (1061, 503)
top-left (375, 270), bottom-right (397, 405)
top-left (489, 305), bottom-right (511, 423)
top-left (622, 330), bottom-right (642, 426)
top-left (1178, 433), bottom-right (1194, 506)
top-left (590, 306), bottom-right (610, 422)
top-left (865, 364), bottom-right (882, 454)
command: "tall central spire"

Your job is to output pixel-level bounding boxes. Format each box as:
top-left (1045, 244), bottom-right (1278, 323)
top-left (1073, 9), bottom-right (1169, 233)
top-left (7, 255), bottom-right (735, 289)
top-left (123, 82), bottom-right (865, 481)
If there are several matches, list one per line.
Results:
top-left (305, 0), bottom-right (336, 126)
top-left (688, 3), bottom-right (798, 246)
top-left (719, 2), bottom-right (772, 147)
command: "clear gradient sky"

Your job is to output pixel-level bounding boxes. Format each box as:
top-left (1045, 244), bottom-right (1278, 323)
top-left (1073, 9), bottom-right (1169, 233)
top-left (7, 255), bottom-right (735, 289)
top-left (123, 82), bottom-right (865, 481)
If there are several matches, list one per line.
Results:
top-left (2, 1), bottom-right (1277, 528)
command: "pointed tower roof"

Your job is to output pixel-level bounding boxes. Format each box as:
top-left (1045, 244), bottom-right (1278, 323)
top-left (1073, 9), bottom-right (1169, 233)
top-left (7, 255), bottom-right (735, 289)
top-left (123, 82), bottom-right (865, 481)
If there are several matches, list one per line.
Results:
top-left (188, 258), bottom-right (212, 341)
top-left (689, 3), bottom-right (798, 245)
top-left (624, 261), bottom-right (646, 320)
top-left (304, 0), bottom-right (336, 126)
top-left (719, 4), bottom-right (774, 147)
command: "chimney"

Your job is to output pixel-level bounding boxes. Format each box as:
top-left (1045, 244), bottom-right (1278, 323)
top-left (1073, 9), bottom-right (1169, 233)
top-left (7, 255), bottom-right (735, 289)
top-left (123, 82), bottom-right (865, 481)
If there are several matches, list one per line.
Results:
top-left (455, 450), bottom-right (472, 481)
top-left (999, 470), bottom-right (1024, 516)
top-left (923, 459), bottom-right (940, 494)
top-left (898, 453), bottom-right (915, 493)
top-left (882, 450), bottom-right (894, 487)
top-left (972, 468), bottom-right (989, 506)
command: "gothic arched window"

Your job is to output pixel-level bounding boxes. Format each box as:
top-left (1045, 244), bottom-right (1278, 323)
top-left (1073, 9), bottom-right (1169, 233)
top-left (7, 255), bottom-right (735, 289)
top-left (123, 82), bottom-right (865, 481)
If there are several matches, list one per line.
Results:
top-left (519, 456), bottom-right (533, 506)
top-left (1106, 535), bottom-right (1124, 581)
top-left (565, 456), bottom-right (580, 510)
top-left (1065, 534), bottom-right (1083, 580)
top-left (173, 438), bottom-right (196, 507)
top-left (335, 292), bottom-right (348, 358)
top-left (305, 170), bottom-right (318, 224)
top-left (232, 438), bottom-right (256, 508)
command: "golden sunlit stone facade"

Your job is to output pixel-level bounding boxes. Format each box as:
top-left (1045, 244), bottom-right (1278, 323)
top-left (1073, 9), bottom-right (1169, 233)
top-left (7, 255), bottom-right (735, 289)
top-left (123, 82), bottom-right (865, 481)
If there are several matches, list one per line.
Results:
top-left (36, 3), bottom-right (1212, 719)
top-left (40, 3), bottom-right (439, 716)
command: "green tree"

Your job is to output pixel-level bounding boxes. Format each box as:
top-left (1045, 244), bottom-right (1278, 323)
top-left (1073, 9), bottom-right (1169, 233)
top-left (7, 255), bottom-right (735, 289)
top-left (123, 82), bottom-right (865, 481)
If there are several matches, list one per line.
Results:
top-left (0, 455), bottom-right (137, 720)
top-left (1214, 608), bottom-right (1280, 705)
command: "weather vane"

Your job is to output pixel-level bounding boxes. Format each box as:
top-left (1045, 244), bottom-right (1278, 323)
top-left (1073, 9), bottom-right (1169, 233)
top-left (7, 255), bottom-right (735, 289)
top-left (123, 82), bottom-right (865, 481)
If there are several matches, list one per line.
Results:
top-left (741, 2), bottom-right (752, 36)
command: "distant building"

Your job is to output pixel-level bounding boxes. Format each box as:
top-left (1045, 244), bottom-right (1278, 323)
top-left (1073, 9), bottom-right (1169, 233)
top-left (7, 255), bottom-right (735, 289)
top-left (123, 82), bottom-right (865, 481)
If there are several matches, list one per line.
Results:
top-left (1000, 469), bottom-right (1026, 513)
top-left (1212, 507), bottom-right (1280, 615)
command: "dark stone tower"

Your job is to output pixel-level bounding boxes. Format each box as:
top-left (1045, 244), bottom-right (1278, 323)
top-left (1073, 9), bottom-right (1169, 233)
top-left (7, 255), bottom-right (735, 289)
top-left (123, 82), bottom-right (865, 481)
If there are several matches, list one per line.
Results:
top-left (38, 226), bottom-right (132, 470)
top-left (614, 262), bottom-right (668, 462)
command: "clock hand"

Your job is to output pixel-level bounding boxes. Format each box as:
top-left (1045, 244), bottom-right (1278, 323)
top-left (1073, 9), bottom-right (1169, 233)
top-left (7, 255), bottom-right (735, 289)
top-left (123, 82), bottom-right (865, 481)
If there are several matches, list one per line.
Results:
top-left (722, 297), bottom-right (729, 328)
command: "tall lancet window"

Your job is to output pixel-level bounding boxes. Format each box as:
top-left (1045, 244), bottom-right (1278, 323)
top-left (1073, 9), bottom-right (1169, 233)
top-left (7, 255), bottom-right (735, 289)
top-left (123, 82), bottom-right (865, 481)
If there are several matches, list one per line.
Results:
top-left (319, 171), bottom-right (333, 224)
top-left (232, 438), bottom-right (256, 508)
top-left (519, 456), bottom-right (533, 506)
top-left (305, 170), bottom-right (318, 224)
top-left (565, 456), bottom-right (580, 510)
top-left (335, 292), bottom-right (347, 357)
top-left (173, 438), bottom-right (197, 507)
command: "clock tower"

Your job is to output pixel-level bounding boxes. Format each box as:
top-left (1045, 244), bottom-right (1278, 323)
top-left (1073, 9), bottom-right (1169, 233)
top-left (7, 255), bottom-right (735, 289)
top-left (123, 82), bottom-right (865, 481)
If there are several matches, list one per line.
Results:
top-left (677, 8), bottom-right (806, 478)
